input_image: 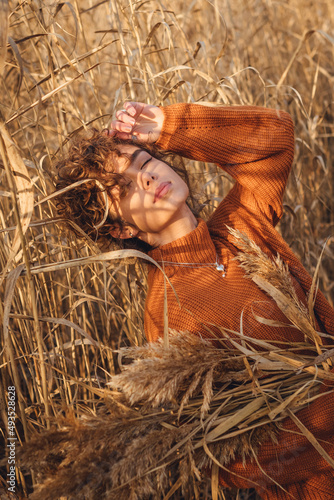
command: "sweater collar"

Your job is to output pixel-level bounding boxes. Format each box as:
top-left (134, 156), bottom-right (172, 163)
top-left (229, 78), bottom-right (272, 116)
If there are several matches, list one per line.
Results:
top-left (148, 219), bottom-right (217, 265)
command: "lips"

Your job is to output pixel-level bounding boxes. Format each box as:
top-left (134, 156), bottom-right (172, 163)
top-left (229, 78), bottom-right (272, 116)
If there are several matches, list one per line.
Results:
top-left (154, 182), bottom-right (171, 203)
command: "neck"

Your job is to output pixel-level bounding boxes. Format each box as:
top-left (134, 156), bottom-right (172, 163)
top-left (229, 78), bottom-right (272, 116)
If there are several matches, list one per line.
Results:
top-left (158, 210), bottom-right (198, 247)
top-left (141, 206), bottom-right (198, 248)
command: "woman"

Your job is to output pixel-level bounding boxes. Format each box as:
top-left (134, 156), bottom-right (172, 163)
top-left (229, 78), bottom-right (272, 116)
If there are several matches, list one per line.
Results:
top-left (56, 101), bottom-right (334, 499)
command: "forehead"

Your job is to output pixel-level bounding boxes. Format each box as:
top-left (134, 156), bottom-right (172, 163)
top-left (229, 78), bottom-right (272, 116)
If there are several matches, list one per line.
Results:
top-left (108, 144), bottom-right (143, 173)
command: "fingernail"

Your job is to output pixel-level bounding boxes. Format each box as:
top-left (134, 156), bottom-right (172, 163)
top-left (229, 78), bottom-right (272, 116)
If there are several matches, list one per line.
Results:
top-left (124, 125), bottom-right (132, 133)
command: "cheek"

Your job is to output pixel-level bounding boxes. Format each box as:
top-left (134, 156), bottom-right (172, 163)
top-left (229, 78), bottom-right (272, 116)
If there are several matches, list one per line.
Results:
top-left (173, 171), bottom-right (188, 190)
top-left (172, 181), bottom-right (189, 202)
top-left (182, 182), bottom-right (190, 198)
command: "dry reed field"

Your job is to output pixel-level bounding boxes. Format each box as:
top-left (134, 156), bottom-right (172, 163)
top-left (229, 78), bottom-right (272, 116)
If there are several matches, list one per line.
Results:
top-left (1, 0), bottom-right (334, 498)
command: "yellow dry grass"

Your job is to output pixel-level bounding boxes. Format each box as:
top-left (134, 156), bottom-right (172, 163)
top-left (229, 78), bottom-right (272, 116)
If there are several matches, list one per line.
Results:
top-left (0, 0), bottom-right (333, 498)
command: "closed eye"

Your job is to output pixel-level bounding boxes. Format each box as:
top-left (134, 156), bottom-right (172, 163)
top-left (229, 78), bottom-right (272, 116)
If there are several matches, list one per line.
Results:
top-left (140, 157), bottom-right (151, 170)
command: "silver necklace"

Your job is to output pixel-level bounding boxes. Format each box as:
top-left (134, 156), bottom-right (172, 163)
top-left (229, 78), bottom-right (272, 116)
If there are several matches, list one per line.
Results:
top-left (157, 254), bottom-right (226, 278)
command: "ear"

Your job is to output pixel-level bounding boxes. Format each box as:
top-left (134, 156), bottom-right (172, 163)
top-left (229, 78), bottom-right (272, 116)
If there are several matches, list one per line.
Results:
top-left (109, 225), bottom-right (139, 239)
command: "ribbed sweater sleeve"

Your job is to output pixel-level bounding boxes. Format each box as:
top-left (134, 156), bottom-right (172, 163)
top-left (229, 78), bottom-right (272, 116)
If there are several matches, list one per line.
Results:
top-left (156, 103), bottom-right (294, 224)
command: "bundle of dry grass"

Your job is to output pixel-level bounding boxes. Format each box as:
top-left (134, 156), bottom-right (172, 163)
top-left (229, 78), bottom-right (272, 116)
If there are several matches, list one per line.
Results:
top-left (20, 330), bottom-right (333, 500)
top-left (19, 233), bottom-right (334, 500)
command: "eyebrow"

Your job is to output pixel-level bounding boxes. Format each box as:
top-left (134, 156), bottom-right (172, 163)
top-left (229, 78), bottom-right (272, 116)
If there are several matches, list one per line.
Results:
top-left (120, 148), bottom-right (146, 172)
top-left (129, 149), bottom-right (143, 164)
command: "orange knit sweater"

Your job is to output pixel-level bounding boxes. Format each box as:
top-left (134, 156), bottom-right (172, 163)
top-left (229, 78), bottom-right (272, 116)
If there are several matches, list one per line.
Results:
top-left (145, 104), bottom-right (334, 499)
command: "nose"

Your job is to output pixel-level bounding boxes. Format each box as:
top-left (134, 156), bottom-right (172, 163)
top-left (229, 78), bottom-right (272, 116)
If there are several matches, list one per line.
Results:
top-left (142, 171), bottom-right (156, 190)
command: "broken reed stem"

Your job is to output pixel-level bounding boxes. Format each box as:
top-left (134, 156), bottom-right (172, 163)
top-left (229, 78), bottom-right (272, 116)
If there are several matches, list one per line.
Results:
top-left (269, 352), bottom-right (334, 379)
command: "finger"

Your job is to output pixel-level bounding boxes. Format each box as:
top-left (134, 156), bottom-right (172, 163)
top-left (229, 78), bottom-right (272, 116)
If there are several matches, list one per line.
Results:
top-left (110, 119), bottom-right (133, 134)
top-left (102, 128), bottom-right (116, 136)
top-left (114, 132), bottom-right (133, 140)
top-left (105, 128), bottom-right (134, 140)
top-left (122, 101), bottom-right (145, 117)
top-left (115, 109), bottom-right (136, 125)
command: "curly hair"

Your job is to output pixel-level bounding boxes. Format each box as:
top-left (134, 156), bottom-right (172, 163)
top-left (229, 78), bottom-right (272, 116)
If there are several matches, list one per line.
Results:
top-left (55, 130), bottom-right (193, 251)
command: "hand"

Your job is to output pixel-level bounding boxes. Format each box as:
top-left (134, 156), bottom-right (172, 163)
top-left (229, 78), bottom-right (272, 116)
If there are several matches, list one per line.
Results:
top-left (108, 102), bottom-right (164, 144)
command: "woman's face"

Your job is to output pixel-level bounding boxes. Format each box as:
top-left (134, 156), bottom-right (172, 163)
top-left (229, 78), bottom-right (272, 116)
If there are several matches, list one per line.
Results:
top-left (107, 145), bottom-right (196, 247)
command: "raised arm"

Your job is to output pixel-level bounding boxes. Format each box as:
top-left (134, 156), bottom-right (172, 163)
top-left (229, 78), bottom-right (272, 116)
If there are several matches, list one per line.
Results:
top-left (110, 102), bottom-right (295, 225)
top-left (157, 103), bottom-right (295, 225)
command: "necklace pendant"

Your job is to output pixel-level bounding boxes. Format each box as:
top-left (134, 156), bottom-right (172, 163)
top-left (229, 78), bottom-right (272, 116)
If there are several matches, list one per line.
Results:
top-left (215, 262), bottom-right (226, 277)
